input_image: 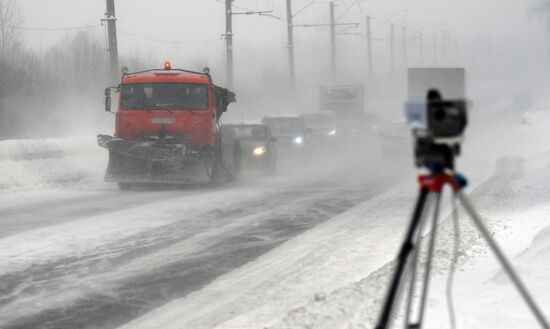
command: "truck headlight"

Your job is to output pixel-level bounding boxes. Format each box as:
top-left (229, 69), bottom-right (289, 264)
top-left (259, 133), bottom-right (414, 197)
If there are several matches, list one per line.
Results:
top-left (253, 146), bottom-right (267, 156)
top-left (293, 137), bottom-right (304, 145)
top-left (328, 129), bottom-right (337, 136)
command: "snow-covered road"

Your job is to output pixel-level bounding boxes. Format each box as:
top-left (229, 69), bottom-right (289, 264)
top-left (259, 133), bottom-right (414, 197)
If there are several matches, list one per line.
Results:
top-left (0, 137), bottom-right (399, 329)
top-left (3, 103), bottom-right (548, 329)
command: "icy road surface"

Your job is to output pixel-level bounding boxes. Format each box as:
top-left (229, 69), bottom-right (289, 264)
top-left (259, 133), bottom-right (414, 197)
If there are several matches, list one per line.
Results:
top-left (0, 163), bottom-right (397, 329)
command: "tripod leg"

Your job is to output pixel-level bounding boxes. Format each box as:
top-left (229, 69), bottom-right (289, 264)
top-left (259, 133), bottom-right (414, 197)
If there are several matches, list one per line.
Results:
top-left (375, 188), bottom-right (431, 329)
top-left (412, 192), bottom-right (442, 328)
top-left (457, 191), bottom-right (550, 329)
top-left (404, 193), bottom-right (434, 326)
top-left (446, 192), bottom-right (460, 329)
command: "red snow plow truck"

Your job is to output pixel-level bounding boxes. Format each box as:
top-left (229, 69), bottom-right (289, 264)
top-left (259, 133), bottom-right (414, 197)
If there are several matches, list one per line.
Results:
top-left (98, 63), bottom-right (241, 189)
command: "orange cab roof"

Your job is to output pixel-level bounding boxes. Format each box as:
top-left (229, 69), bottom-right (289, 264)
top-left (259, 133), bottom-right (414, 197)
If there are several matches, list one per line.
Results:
top-left (122, 70), bottom-right (211, 85)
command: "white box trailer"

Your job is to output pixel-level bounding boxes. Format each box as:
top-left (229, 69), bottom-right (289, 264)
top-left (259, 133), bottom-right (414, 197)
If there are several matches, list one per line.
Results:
top-left (319, 85), bottom-right (364, 118)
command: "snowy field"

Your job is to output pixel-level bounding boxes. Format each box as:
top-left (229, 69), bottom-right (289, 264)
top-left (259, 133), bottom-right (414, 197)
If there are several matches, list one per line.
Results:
top-left (120, 106), bottom-right (550, 328)
top-left (0, 135), bottom-right (399, 329)
top-left (1, 105), bottom-right (550, 329)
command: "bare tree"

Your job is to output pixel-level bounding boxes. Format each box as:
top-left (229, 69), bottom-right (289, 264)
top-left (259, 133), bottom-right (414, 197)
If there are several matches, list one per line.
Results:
top-left (0, 0), bottom-right (22, 60)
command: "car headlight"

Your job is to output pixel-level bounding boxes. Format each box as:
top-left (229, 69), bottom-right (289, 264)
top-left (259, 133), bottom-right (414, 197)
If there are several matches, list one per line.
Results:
top-left (328, 129), bottom-right (337, 136)
top-left (253, 146), bottom-right (267, 156)
top-left (293, 137), bottom-right (304, 145)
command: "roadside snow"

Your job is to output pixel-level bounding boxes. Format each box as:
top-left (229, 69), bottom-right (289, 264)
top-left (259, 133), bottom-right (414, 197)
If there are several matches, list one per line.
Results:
top-left (0, 137), bottom-right (104, 191)
top-left (267, 110), bottom-right (550, 329)
top-left (265, 110), bottom-right (550, 329)
top-left (120, 108), bottom-right (550, 329)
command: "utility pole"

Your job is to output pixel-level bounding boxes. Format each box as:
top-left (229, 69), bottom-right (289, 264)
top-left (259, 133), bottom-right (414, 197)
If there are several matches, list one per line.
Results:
top-left (293, 9), bottom-right (358, 83)
top-left (223, 2), bottom-right (274, 90)
top-left (433, 30), bottom-right (437, 66)
top-left (366, 15), bottom-right (373, 79)
top-left (105, 0), bottom-right (119, 84)
top-left (402, 26), bottom-right (407, 68)
top-left (390, 23), bottom-right (395, 77)
top-left (286, 0), bottom-right (296, 92)
top-left (329, 1), bottom-right (336, 82)
top-left (419, 32), bottom-right (423, 66)
top-left (225, 0), bottom-right (234, 89)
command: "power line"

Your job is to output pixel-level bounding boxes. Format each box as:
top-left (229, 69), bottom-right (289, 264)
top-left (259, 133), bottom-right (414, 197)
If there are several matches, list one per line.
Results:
top-left (6, 24), bottom-right (101, 31)
top-left (335, 1), bottom-right (358, 23)
top-left (293, 0), bottom-right (319, 17)
top-left (214, 0), bottom-right (283, 20)
top-left (213, 0), bottom-right (255, 13)
top-left (370, 9), bottom-right (408, 34)
top-left (117, 29), bottom-right (221, 45)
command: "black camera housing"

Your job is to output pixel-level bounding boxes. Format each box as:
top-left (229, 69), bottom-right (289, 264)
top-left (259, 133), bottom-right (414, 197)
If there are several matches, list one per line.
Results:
top-left (414, 89), bottom-right (468, 171)
top-left (428, 99), bottom-right (467, 139)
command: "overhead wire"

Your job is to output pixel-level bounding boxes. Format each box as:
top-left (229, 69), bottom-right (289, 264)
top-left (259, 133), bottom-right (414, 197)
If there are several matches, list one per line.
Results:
top-left (293, 0), bottom-right (319, 18)
top-left (336, 1), bottom-right (358, 22)
top-left (213, 0), bottom-right (283, 21)
top-left (117, 29), bottom-right (221, 45)
top-left (213, 0), bottom-right (256, 13)
top-left (6, 24), bottom-right (101, 31)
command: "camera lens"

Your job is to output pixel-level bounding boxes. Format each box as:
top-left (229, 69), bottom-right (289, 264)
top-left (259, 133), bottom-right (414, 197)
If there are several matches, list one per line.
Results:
top-left (434, 107), bottom-right (446, 121)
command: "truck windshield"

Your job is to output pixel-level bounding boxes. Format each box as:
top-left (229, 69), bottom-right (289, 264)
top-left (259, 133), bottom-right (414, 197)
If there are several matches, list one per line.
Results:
top-left (121, 83), bottom-right (209, 110)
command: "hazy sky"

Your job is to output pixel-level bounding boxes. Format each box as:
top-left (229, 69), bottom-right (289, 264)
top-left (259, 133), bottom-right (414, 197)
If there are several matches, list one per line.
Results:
top-left (15, 0), bottom-right (547, 96)
top-left (18, 0), bottom-right (538, 51)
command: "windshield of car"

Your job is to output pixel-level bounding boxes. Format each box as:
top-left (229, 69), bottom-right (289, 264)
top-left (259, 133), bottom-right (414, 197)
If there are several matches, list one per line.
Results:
top-left (301, 114), bottom-right (335, 128)
top-left (121, 83), bottom-right (209, 110)
top-left (263, 119), bottom-right (303, 135)
top-left (225, 126), bottom-right (267, 141)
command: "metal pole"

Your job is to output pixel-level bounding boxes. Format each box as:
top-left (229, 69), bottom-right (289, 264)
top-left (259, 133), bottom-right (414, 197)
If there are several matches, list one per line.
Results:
top-left (402, 26), bottom-right (407, 68)
top-left (286, 0), bottom-right (296, 93)
top-left (106, 0), bottom-right (119, 84)
top-left (390, 23), bottom-right (395, 77)
top-left (457, 192), bottom-right (550, 329)
top-left (366, 15), bottom-right (373, 79)
top-left (433, 30), bottom-right (437, 66)
top-left (329, 1), bottom-right (336, 82)
top-left (419, 32), bottom-right (423, 66)
top-left (225, 0), bottom-right (234, 88)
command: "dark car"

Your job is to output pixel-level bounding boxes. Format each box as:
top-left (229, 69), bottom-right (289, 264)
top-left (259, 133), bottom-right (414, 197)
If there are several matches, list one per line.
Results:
top-left (222, 123), bottom-right (277, 174)
top-left (261, 115), bottom-right (311, 161)
top-left (299, 112), bottom-right (338, 151)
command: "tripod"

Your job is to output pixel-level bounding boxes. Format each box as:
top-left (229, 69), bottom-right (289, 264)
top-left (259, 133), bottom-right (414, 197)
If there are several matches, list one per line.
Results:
top-left (375, 171), bottom-right (550, 329)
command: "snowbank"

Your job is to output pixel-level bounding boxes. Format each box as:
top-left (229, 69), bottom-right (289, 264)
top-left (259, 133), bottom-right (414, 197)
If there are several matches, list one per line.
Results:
top-left (0, 137), bottom-right (105, 191)
top-left (264, 108), bottom-right (550, 329)
top-left (269, 118), bottom-right (550, 327)
top-left (121, 107), bottom-right (550, 329)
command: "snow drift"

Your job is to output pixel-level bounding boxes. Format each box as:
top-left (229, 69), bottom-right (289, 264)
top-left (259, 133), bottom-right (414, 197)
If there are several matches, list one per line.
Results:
top-left (119, 106), bottom-right (550, 329)
top-left (0, 137), bottom-right (105, 190)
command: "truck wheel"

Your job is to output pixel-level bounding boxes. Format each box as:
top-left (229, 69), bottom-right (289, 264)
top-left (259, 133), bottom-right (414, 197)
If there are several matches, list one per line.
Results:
top-left (118, 182), bottom-right (132, 190)
top-left (209, 157), bottom-right (224, 186)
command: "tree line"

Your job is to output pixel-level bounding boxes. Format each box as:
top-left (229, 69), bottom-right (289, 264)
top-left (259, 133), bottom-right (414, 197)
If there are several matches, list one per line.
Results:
top-left (0, 0), bottom-right (111, 138)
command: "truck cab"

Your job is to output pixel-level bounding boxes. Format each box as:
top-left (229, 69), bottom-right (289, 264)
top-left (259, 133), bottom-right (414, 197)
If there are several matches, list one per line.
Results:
top-left (116, 70), bottom-right (216, 145)
top-left (98, 63), bottom-right (239, 188)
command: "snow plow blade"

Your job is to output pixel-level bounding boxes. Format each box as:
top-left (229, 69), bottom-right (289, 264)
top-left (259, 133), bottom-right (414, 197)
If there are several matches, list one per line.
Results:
top-left (97, 134), bottom-right (214, 184)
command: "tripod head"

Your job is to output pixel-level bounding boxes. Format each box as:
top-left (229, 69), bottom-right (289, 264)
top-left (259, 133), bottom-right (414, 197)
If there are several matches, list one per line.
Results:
top-left (405, 89), bottom-right (468, 172)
